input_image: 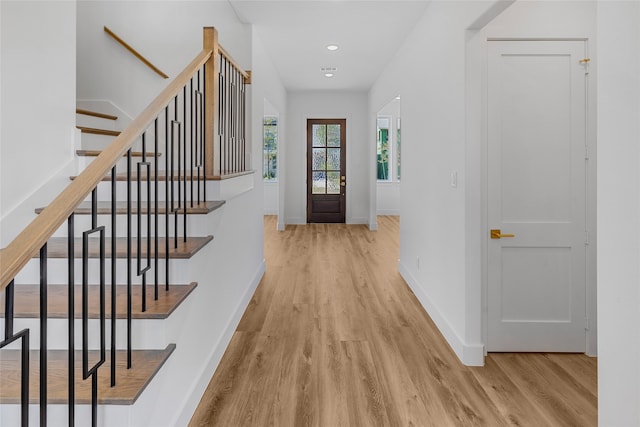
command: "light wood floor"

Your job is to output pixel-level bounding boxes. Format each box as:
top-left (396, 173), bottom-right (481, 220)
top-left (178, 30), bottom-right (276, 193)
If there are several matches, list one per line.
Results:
top-left (189, 216), bottom-right (597, 426)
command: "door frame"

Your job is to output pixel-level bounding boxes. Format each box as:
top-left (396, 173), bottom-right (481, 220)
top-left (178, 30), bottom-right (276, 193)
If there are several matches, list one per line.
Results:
top-left (300, 113), bottom-right (353, 224)
top-left (306, 118), bottom-right (347, 223)
top-left (480, 37), bottom-right (597, 356)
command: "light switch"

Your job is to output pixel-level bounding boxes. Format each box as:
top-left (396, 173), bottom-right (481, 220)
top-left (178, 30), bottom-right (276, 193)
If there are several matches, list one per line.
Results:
top-left (450, 171), bottom-right (458, 188)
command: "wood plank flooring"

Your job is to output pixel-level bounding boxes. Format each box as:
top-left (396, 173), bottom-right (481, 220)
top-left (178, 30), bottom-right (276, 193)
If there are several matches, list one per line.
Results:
top-left (189, 216), bottom-right (597, 426)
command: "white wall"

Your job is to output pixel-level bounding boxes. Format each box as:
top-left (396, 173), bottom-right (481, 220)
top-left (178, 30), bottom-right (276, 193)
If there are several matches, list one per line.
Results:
top-left (0, 1), bottom-right (77, 244)
top-left (369, 1), bottom-right (501, 365)
top-left (597, 2), bottom-right (640, 425)
top-left (285, 91), bottom-right (369, 225)
top-left (251, 28), bottom-right (287, 224)
top-left (77, 1), bottom-right (251, 117)
top-left (369, 0), bottom-right (597, 366)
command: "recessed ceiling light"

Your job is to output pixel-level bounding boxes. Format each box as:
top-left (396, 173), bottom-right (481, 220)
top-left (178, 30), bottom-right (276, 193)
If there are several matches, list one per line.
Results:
top-left (326, 44), bottom-right (339, 51)
top-left (324, 73), bottom-right (335, 78)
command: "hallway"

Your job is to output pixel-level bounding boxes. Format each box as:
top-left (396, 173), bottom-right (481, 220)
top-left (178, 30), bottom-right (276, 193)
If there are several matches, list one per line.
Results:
top-left (189, 216), bottom-right (597, 426)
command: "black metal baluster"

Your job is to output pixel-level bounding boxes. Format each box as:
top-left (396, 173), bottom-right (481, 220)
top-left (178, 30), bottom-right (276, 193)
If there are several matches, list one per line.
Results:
top-left (173, 96), bottom-right (179, 249)
top-left (225, 57), bottom-right (229, 173)
top-left (4, 280), bottom-right (14, 344)
top-left (40, 243), bottom-right (48, 427)
top-left (202, 64), bottom-right (207, 202)
top-left (165, 107), bottom-right (170, 292)
top-left (127, 149), bottom-right (132, 369)
top-left (138, 133), bottom-right (152, 312)
top-left (183, 85), bottom-right (188, 242)
top-left (233, 68), bottom-right (237, 173)
top-left (1, 279), bottom-right (30, 427)
top-left (239, 69), bottom-right (243, 172)
top-left (241, 74), bottom-right (246, 171)
top-left (82, 188), bottom-right (105, 427)
top-left (229, 63), bottom-right (234, 174)
top-left (238, 72), bottom-right (242, 172)
top-left (68, 215), bottom-right (75, 426)
top-left (190, 77), bottom-right (195, 207)
top-left (218, 55), bottom-right (224, 175)
top-left (111, 166), bottom-right (117, 387)
top-left (230, 60), bottom-right (234, 173)
top-left (154, 118), bottom-right (159, 301)
top-left (20, 329), bottom-right (29, 427)
top-left (196, 69), bottom-right (203, 204)
top-left (224, 58), bottom-right (229, 174)
top-left (231, 68), bottom-right (239, 172)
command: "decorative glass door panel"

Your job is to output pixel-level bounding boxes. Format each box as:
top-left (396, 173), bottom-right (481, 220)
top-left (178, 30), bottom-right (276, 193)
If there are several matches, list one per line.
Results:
top-left (307, 119), bottom-right (346, 223)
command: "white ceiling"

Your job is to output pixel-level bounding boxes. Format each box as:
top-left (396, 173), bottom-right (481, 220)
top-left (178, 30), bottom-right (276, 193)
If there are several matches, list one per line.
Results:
top-left (228, 0), bottom-right (431, 91)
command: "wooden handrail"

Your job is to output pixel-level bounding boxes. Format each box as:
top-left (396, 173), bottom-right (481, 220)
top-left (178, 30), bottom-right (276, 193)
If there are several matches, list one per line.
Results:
top-left (76, 108), bottom-right (118, 121)
top-left (0, 50), bottom-right (211, 291)
top-left (104, 26), bottom-right (169, 79)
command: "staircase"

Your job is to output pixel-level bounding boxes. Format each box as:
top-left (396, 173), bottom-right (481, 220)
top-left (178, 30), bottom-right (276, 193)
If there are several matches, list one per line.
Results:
top-left (0, 27), bottom-right (258, 427)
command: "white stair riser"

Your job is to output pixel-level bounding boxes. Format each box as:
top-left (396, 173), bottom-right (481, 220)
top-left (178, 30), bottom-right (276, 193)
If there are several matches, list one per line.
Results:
top-left (0, 318), bottom-right (170, 350)
top-left (92, 179), bottom-right (209, 203)
top-left (13, 258), bottom-right (194, 286)
top-left (47, 212), bottom-right (218, 239)
top-left (0, 399), bottom-right (130, 426)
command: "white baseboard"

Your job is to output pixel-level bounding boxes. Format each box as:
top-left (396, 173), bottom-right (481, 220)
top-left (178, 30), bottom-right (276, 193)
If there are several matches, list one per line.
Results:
top-left (172, 259), bottom-right (266, 426)
top-left (286, 217), bottom-right (306, 225)
top-left (376, 209), bottom-right (400, 216)
top-left (347, 216), bottom-right (369, 225)
top-left (398, 261), bottom-right (485, 366)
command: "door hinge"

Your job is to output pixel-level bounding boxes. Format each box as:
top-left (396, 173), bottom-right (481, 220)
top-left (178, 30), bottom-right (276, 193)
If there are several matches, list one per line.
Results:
top-left (585, 317), bottom-right (590, 331)
top-left (585, 145), bottom-right (589, 160)
top-left (585, 230), bottom-right (590, 245)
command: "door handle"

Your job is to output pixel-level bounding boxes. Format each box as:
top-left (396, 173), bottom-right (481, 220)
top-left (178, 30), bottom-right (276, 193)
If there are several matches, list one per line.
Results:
top-left (490, 229), bottom-right (515, 239)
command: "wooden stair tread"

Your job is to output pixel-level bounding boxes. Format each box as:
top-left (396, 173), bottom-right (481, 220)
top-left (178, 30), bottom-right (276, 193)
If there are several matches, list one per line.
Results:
top-left (37, 236), bottom-right (213, 259)
top-left (0, 344), bottom-right (175, 405)
top-left (76, 150), bottom-right (161, 157)
top-left (0, 283), bottom-right (197, 320)
top-left (76, 109), bottom-right (118, 121)
top-left (35, 201), bottom-right (225, 215)
top-left (76, 126), bottom-right (121, 137)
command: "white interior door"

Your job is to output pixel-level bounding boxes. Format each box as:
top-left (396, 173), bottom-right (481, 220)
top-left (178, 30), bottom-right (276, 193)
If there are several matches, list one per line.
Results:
top-left (487, 40), bottom-right (588, 352)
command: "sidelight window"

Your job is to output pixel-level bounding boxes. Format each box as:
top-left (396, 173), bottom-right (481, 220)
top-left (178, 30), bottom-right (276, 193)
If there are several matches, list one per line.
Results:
top-left (263, 116), bottom-right (278, 181)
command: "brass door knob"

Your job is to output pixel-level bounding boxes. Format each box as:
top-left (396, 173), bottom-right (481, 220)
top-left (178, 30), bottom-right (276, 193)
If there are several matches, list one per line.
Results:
top-left (490, 229), bottom-right (515, 239)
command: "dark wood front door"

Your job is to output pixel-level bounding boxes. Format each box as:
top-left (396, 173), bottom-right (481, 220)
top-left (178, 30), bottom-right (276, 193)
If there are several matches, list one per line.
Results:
top-left (307, 119), bottom-right (346, 223)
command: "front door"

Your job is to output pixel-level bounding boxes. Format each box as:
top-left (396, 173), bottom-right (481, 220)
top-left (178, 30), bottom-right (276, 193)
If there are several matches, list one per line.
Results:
top-left (307, 119), bottom-right (346, 223)
top-left (487, 40), bottom-right (588, 352)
